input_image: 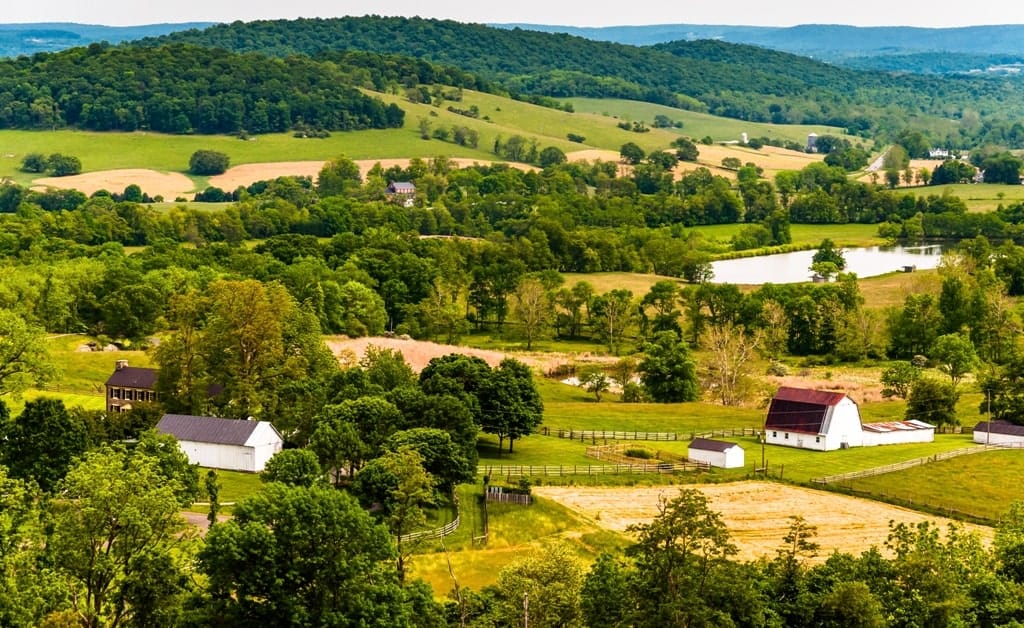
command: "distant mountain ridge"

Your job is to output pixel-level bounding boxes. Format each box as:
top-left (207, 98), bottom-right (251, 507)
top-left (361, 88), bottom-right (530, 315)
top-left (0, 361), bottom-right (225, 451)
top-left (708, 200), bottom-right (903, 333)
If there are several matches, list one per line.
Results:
top-left (0, 23), bottom-right (213, 57)
top-left (495, 22), bottom-right (1024, 72)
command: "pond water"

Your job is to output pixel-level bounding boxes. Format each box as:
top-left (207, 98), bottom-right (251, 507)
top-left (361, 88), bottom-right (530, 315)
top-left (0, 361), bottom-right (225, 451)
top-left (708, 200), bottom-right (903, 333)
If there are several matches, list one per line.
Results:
top-left (709, 244), bottom-right (945, 285)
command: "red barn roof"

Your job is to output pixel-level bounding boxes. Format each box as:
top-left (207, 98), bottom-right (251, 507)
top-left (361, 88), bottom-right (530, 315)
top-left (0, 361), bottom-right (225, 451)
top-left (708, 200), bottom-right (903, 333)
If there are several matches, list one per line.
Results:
top-left (765, 387), bottom-right (852, 435)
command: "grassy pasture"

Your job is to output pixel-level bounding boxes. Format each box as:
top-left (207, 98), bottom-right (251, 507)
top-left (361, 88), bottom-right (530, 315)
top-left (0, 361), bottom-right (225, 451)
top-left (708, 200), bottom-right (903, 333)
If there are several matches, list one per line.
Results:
top-left (410, 482), bottom-right (628, 594)
top-left (844, 449), bottom-right (1024, 522)
top-left (565, 98), bottom-right (850, 144)
top-left (902, 183), bottom-right (1024, 213)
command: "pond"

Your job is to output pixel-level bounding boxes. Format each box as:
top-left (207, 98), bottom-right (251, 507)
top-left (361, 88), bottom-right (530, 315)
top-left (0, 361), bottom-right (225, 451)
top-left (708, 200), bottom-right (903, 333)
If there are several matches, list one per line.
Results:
top-left (709, 244), bottom-right (945, 285)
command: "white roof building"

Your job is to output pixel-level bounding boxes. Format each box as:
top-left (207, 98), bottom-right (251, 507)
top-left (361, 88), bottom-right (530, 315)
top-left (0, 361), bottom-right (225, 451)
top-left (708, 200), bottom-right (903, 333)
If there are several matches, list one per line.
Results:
top-left (156, 414), bottom-right (283, 473)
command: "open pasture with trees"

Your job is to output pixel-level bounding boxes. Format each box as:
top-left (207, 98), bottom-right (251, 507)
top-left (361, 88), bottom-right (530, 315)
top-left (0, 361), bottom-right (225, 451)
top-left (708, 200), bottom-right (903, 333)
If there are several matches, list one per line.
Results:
top-left (565, 97), bottom-right (850, 145)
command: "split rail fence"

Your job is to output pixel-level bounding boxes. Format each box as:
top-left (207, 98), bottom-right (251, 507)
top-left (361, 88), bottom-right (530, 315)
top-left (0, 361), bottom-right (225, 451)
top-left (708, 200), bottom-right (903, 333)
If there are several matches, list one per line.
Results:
top-left (811, 442), bottom-right (1024, 485)
top-left (545, 427), bottom-right (761, 442)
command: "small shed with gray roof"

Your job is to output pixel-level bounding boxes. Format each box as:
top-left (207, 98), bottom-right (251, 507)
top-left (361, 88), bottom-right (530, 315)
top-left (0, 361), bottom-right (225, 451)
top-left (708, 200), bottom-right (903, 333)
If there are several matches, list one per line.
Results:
top-left (973, 420), bottom-right (1024, 446)
top-left (688, 437), bottom-right (744, 469)
top-left (156, 414), bottom-right (283, 472)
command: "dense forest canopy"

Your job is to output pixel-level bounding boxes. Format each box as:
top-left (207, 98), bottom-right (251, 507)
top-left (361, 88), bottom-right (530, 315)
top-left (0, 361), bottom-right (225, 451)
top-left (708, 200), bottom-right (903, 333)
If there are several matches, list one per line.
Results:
top-left (138, 16), bottom-right (1024, 145)
top-left (0, 43), bottom-right (404, 134)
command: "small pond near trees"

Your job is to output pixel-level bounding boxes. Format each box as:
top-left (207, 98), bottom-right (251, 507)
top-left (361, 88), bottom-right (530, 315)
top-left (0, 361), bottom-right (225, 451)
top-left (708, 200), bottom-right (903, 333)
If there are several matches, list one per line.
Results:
top-left (709, 244), bottom-right (945, 284)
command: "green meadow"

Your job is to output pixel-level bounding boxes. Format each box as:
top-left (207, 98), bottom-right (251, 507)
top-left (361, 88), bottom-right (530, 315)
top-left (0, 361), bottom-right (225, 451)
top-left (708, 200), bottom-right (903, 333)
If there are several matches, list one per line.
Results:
top-left (565, 97), bottom-right (851, 144)
top-left (904, 183), bottom-right (1024, 213)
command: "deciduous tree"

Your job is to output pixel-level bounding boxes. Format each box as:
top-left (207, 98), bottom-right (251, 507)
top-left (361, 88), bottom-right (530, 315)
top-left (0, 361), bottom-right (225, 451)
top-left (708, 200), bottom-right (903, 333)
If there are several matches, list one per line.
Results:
top-left (638, 331), bottom-right (699, 403)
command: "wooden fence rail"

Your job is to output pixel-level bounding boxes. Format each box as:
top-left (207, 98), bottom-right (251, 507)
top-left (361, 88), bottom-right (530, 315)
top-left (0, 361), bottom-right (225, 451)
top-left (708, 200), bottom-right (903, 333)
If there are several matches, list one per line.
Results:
top-left (486, 486), bottom-right (532, 505)
top-left (811, 442), bottom-right (1024, 485)
top-left (479, 461), bottom-right (709, 478)
top-left (398, 515), bottom-right (461, 543)
top-left (546, 427), bottom-right (761, 442)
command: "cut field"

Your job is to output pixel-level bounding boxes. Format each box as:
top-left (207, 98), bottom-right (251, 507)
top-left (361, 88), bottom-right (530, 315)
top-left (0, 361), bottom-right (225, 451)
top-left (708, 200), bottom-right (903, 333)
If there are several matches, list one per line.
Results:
top-left (532, 481), bottom-right (993, 563)
top-left (676, 143), bottom-right (825, 180)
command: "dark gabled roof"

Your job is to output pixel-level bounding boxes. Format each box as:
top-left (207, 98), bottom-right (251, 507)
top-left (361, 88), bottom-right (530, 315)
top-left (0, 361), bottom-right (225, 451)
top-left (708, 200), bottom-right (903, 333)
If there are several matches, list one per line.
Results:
top-left (386, 181), bottom-right (416, 193)
top-left (973, 421), bottom-right (1024, 437)
top-left (772, 387), bottom-right (849, 407)
top-left (157, 414), bottom-right (266, 446)
top-left (105, 366), bottom-right (158, 389)
top-left (689, 437), bottom-right (740, 453)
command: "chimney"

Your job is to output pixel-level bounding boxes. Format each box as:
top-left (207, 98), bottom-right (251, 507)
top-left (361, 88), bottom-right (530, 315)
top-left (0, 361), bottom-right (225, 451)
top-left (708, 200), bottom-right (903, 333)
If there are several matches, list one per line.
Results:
top-left (115, 359), bottom-right (128, 370)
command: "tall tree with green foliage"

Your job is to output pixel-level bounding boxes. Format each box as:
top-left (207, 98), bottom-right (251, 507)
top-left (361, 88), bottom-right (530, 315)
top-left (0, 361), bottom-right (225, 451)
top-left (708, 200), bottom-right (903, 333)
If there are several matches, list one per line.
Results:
top-left (0, 311), bottom-right (56, 397)
top-left (479, 358), bottom-right (544, 453)
top-left (638, 331), bottom-right (699, 403)
top-left (200, 483), bottom-right (416, 624)
top-left (49, 445), bottom-right (193, 628)
top-left (0, 398), bottom-right (87, 492)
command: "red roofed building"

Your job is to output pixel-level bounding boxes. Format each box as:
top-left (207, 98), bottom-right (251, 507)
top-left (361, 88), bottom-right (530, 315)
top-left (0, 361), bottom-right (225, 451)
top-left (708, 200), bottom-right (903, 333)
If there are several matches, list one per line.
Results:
top-left (764, 387), bottom-right (863, 451)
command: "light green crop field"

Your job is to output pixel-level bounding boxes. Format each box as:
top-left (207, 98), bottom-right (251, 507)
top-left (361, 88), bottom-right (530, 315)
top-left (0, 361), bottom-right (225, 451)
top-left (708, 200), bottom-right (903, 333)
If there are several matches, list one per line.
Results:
top-left (904, 183), bottom-right (1024, 213)
top-left (565, 98), bottom-right (852, 144)
top-left (845, 449), bottom-right (1024, 522)
top-left (409, 482), bottom-right (628, 595)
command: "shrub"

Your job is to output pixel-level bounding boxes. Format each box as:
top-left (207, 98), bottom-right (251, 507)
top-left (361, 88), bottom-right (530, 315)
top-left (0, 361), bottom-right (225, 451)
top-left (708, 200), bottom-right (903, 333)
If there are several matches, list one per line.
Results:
top-left (48, 153), bottom-right (82, 177)
top-left (567, 133), bottom-right (586, 143)
top-left (622, 382), bottom-right (644, 403)
top-left (189, 150), bottom-right (230, 175)
top-left (20, 153), bottom-right (48, 173)
top-left (624, 448), bottom-right (653, 459)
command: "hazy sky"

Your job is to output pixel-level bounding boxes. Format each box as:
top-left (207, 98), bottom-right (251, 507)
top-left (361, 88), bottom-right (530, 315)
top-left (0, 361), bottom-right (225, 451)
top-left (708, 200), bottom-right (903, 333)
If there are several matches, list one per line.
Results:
top-left (5, 0), bottom-right (1024, 28)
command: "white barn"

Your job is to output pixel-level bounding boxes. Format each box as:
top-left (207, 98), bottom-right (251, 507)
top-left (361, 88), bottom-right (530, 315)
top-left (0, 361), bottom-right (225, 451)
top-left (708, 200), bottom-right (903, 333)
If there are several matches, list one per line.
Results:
top-left (764, 387), bottom-right (863, 451)
top-left (973, 421), bottom-right (1024, 446)
top-left (862, 420), bottom-right (935, 446)
top-left (156, 414), bottom-right (283, 473)
top-left (688, 437), bottom-right (744, 469)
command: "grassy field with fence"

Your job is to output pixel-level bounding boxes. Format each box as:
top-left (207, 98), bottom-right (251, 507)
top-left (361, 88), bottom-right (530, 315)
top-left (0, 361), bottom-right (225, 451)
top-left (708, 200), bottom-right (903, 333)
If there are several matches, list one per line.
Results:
top-left (841, 448), bottom-right (1024, 522)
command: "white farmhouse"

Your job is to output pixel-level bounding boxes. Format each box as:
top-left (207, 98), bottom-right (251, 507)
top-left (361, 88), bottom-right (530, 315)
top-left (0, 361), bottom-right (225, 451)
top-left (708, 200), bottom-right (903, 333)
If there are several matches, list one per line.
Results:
top-left (688, 437), bottom-right (744, 469)
top-left (156, 414), bottom-right (283, 473)
top-left (973, 420), bottom-right (1024, 446)
top-left (764, 387), bottom-right (863, 451)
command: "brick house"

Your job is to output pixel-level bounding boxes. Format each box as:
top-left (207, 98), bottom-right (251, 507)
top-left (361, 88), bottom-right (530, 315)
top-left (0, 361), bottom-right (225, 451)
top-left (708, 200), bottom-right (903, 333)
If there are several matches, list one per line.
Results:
top-left (104, 360), bottom-right (157, 413)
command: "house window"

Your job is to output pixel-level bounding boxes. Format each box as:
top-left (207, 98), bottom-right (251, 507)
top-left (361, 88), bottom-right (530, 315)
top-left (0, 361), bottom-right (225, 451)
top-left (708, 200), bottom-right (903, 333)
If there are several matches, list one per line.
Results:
top-left (772, 431), bottom-right (777, 438)
top-left (815, 436), bottom-right (820, 443)
top-left (109, 388), bottom-right (115, 398)
top-left (784, 433), bottom-right (789, 440)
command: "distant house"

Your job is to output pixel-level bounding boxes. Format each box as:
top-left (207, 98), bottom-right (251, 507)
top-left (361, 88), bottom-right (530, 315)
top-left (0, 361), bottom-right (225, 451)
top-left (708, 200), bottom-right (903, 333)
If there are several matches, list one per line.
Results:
top-left (156, 414), bottom-right (283, 473)
top-left (105, 360), bottom-right (157, 413)
top-left (688, 437), bottom-right (744, 469)
top-left (385, 181), bottom-right (416, 207)
top-left (765, 387), bottom-right (863, 451)
top-left (973, 420), bottom-right (1024, 446)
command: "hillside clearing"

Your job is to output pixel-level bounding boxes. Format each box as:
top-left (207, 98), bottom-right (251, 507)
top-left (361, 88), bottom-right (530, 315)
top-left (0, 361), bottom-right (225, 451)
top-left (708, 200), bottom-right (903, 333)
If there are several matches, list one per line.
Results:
top-left (33, 169), bottom-right (195, 199)
top-left (533, 481), bottom-right (993, 562)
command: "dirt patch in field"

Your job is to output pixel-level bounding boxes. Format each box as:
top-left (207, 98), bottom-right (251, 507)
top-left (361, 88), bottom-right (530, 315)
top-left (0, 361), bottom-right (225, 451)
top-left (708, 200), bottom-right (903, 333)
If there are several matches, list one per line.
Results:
top-left (533, 482), bottom-right (992, 562)
top-left (33, 169), bottom-right (195, 199)
top-left (325, 335), bottom-right (611, 374)
top-left (566, 149), bottom-right (621, 163)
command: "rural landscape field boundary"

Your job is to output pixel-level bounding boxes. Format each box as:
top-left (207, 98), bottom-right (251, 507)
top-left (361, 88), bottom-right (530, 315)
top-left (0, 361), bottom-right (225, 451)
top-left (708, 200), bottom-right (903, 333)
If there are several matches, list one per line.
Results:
top-left (811, 442), bottom-right (1024, 484)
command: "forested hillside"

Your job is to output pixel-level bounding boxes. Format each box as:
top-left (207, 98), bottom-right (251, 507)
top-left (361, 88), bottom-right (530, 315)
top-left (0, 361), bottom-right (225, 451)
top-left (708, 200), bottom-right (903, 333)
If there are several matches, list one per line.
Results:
top-left (139, 16), bottom-right (1024, 145)
top-left (0, 43), bottom-right (405, 134)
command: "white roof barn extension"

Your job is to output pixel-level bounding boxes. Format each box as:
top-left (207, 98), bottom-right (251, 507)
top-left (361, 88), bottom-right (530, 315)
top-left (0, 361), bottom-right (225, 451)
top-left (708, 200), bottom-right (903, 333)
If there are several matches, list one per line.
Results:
top-left (156, 414), bottom-right (283, 473)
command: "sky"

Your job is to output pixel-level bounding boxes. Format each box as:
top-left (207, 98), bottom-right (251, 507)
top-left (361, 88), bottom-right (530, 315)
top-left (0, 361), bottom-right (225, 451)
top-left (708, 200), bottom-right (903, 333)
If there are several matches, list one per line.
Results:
top-left (5, 0), bottom-right (1024, 28)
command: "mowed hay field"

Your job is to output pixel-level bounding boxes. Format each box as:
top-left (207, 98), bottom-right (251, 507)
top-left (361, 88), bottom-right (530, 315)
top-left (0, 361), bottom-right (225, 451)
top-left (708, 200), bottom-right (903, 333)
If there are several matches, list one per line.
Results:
top-left (533, 481), bottom-right (993, 562)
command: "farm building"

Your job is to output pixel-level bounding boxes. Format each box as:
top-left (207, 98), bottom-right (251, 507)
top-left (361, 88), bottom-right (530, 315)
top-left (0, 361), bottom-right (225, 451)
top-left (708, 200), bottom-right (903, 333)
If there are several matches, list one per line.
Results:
top-left (688, 437), bottom-right (744, 469)
top-left (156, 414), bottom-right (283, 472)
top-left (765, 387), bottom-right (935, 450)
top-left (973, 420), bottom-right (1024, 445)
top-left (105, 360), bottom-right (158, 414)
top-left (765, 387), bottom-right (863, 451)
top-left (861, 420), bottom-right (935, 446)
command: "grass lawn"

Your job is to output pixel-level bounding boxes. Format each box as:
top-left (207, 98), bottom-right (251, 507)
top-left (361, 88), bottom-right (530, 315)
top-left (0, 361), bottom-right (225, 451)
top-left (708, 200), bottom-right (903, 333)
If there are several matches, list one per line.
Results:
top-left (844, 449), bottom-right (1024, 522)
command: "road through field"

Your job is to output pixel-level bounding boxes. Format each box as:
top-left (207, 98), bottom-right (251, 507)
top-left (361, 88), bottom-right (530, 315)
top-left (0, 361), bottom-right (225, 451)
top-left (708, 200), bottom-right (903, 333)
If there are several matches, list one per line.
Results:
top-left (533, 481), bottom-right (992, 562)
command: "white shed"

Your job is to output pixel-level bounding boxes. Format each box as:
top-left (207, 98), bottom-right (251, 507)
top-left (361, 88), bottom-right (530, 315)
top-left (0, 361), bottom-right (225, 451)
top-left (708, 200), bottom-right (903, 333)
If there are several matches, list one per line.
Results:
top-left (688, 437), bottom-right (744, 469)
top-left (973, 421), bottom-right (1024, 446)
top-left (156, 414), bottom-right (283, 472)
top-left (862, 420), bottom-right (935, 446)
top-left (764, 387), bottom-right (863, 451)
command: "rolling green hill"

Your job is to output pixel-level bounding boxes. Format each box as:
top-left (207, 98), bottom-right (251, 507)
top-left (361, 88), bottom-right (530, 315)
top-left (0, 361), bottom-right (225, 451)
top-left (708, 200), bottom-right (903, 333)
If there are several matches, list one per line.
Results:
top-left (140, 16), bottom-right (1024, 146)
